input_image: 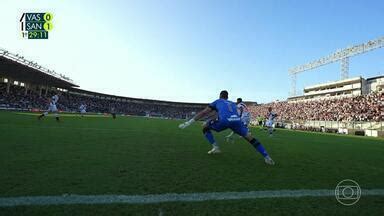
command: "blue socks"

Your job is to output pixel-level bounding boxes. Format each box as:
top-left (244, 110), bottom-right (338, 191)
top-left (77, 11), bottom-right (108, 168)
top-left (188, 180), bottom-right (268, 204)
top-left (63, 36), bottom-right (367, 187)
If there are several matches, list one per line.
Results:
top-left (203, 128), bottom-right (268, 158)
top-left (250, 138), bottom-right (268, 157)
top-left (204, 130), bottom-right (216, 145)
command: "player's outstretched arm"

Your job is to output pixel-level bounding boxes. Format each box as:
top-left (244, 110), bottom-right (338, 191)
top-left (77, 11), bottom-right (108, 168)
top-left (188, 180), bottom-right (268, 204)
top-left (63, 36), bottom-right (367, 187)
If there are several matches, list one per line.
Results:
top-left (179, 106), bottom-right (212, 129)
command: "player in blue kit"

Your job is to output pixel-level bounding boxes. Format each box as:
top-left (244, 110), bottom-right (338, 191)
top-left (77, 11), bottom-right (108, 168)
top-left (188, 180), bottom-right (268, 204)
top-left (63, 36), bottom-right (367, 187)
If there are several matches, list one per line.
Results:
top-left (179, 90), bottom-right (275, 165)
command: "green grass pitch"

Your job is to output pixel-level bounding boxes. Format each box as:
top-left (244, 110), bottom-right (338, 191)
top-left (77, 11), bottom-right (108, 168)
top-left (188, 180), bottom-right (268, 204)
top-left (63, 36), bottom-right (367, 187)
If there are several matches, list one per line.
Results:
top-left (0, 111), bottom-right (383, 215)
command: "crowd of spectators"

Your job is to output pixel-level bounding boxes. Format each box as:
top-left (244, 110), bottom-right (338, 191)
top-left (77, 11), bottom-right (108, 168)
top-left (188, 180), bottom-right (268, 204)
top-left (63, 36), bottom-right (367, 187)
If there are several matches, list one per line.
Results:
top-left (1, 83), bottom-right (383, 121)
top-left (0, 84), bottom-right (205, 119)
top-left (249, 92), bottom-right (384, 122)
top-left (0, 84), bottom-right (46, 110)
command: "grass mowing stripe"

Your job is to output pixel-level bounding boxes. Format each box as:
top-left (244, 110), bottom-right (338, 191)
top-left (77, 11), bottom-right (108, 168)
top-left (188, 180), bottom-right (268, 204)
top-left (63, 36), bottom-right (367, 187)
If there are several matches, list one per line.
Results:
top-left (1, 189), bottom-right (384, 207)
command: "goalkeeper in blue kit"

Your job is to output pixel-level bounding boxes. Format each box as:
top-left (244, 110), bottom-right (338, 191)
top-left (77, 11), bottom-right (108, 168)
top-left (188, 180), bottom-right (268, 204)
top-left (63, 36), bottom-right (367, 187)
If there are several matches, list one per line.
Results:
top-left (179, 90), bottom-right (274, 165)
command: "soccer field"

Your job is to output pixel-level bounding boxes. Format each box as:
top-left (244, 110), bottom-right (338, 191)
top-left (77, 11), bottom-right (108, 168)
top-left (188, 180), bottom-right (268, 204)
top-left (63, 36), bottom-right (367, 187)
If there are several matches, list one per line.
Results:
top-left (0, 111), bottom-right (383, 215)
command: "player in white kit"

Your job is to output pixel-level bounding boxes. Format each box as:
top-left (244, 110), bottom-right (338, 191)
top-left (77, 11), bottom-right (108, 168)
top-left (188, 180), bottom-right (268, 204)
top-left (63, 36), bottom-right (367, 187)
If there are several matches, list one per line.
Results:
top-left (38, 94), bottom-right (60, 121)
top-left (225, 98), bottom-right (251, 142)
top-left (266, 107), bottom-right (277, 136)
top-left (79, 104), bottom-right (87, 117)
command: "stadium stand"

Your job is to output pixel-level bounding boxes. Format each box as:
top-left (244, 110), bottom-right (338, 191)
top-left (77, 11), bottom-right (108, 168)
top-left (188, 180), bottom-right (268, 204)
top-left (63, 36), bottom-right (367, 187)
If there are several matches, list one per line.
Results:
top-left (0, 83), bottom-right (205, 119)
top-left (0, 48), bottom-right (383, 133)
top-left (0, 49), bottom-right (206, 119)
top-left (249, 92), bottom-right (383, 122)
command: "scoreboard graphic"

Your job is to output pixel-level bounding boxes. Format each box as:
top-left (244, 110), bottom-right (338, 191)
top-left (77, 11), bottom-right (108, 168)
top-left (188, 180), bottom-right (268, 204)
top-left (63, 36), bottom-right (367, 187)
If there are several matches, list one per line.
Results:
top-left (20, 13), bottom-right (53, 39)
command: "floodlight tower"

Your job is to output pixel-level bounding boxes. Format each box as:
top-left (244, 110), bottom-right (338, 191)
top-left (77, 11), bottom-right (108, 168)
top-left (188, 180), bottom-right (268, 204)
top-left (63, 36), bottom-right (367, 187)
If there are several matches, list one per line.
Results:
top-left (289, 36), bottom-right (384, 96)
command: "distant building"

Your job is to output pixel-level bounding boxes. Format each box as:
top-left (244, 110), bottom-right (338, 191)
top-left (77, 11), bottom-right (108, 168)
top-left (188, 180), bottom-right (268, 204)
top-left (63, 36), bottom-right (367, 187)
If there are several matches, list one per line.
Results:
top-left (288, 75), bottom-right (384, 102)
top-left (365, 75), bottom-right (384, 94)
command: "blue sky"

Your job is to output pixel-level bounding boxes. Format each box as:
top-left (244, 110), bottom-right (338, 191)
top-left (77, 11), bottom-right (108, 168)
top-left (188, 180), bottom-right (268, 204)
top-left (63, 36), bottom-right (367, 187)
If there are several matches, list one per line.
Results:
top-left (1, 0), bottom-right (383, 103)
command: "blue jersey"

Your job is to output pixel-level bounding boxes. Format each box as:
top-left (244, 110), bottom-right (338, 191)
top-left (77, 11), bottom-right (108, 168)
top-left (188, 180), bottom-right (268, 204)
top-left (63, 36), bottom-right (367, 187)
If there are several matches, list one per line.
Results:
top-left (209, 99), bottom-right (240, 122)
top-left (207, 99), bottom-right (248, 137)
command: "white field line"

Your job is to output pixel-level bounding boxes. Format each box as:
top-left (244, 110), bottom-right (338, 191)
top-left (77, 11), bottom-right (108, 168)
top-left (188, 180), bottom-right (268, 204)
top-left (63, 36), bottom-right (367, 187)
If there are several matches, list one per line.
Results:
top-left (1, 189), bottom-right (384, 207)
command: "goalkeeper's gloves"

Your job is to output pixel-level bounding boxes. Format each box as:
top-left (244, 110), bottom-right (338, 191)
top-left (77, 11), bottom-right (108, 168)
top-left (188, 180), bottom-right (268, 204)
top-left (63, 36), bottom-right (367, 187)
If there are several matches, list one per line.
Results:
top-left (178, 119), bottom-right (195, 129)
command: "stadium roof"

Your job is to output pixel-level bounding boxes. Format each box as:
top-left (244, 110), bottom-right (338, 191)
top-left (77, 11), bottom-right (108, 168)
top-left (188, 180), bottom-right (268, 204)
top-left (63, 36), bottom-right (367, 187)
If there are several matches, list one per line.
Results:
top-left (304, 76), bottom-right (362, 91)
top-left (0, 48), bottom-right (78, 88)
top-left (0, 48), bottom-right (206, 106)
top-left (367, 75), bottom-right (384, 81)
top-left (0, 48), bottom-right (216, 106)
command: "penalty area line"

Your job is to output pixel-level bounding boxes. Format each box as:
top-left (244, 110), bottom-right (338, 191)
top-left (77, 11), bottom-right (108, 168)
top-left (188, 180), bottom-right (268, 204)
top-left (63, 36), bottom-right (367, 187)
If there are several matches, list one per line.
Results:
top-left (1, 189), bottom-right (384, 207)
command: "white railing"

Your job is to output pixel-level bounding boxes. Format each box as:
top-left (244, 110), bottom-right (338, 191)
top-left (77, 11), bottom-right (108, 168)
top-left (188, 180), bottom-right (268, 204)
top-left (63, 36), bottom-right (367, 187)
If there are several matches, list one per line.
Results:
top-left (281, 120), bottom-right (383, 131)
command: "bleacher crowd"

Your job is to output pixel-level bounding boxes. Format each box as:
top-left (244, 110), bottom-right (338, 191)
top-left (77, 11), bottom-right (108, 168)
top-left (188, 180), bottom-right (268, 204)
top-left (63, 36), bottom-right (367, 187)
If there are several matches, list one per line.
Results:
top-left (1, 83), bottom-right (383, 121)
top-left (0, 84), bottom-right (204, 119)
top-left (249, 92), bottom-right (383, 122)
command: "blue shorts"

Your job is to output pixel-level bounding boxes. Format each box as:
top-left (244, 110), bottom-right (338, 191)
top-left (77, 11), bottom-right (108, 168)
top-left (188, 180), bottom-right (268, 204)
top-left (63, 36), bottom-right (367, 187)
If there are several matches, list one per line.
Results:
top-left (207, 119), bottom-right (249, 137)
